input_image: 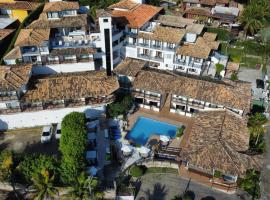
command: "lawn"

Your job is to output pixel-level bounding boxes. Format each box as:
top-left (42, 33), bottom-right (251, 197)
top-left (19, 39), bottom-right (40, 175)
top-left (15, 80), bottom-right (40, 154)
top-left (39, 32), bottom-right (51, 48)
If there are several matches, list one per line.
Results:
top-left (220, 42), bottom-right (262, 68)
top-left (145, 167), bottom-right (178, 174)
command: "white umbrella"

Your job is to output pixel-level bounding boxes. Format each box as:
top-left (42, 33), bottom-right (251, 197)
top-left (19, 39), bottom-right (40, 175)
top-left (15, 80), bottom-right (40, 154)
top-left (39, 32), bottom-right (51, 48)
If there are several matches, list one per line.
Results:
top-left (121, 144), bottom-right (132, 153)
top-left (160, 135), bottom-right (170, 143)
top-left (138, 146), bottom-right (151, 158)
top-left (87, 166), bottom-right (98, 176)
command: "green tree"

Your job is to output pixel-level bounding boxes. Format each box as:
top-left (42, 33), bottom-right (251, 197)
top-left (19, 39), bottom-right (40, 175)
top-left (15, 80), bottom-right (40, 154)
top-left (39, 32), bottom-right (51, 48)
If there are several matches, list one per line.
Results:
top-left (239, 169), bottom-right (261, 199)
top-left (19, 154), bottom-right (58, 183)
top-left (60, 112), bottom-right (87, 184)
top-left (230, 73), bottom-right (238, 81)
top-left (259, 27), bottom-right (270, 67)
top-left (129, 165), bottom-right (146, 178)
top-left (239, 0), bottom-right (270, 36)
top-left (68, 172), bottom-right (100, 200)
top-left (30, 170), bottom-right (58, 200)
top-left (0, 151), bottom-right (20, 199)
top-left (248, 113), bottom-right (267, 127)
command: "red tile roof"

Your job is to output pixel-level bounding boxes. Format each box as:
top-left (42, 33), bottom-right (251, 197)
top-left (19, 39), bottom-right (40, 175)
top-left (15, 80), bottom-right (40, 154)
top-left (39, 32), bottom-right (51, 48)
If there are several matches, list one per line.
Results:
top-left (111, 1), bottom-right (163, 28)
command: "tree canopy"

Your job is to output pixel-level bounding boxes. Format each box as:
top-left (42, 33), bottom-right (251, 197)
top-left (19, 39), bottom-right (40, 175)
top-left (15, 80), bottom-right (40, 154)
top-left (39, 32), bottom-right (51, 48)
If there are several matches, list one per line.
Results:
top-left (239, 0), bottom-right (270, 36)
top-left (60, 112), bottom-right (87, 184)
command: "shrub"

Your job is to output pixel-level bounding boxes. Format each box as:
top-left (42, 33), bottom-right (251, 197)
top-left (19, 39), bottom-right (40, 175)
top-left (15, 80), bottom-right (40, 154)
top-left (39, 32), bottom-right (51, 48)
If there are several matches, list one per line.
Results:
top-left (238, 169), bottom-right (261, 199)
top-left (230, 73), bottom-right (238, 81)
top-left (129, 165), bottom-right (146, 177)
top-left (19, 154), bottom-right (58, 183)
top-left (107, 95), bottom-right (133, 118)
top-left (214, 170), bottom-right (222, 178)
top-left (215, 63), bottom-right (224, 76)
top-left (248, 113), bottom-right (267, 127)
top-left (176, 126), bottom-right (185, 138)
top-left (60, 112), bottom-right (87, 184)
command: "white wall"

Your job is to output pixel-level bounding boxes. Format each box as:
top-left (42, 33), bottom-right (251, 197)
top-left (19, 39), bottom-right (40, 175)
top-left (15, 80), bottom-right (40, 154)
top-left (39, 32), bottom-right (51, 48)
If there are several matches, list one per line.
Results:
top-left (125, 46), bottom-right (137, 58)
top-left (32, 62), bottom-right (95, 75)
top-left (0, 105), bottom-right (105, 130)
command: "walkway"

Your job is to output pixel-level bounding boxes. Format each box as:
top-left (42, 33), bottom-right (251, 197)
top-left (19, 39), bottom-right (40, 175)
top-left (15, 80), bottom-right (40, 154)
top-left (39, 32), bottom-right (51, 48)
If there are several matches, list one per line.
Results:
top-left (260, 125), bottom-right (270, 200)
top-left (121, 148), bottom-right (141, 171)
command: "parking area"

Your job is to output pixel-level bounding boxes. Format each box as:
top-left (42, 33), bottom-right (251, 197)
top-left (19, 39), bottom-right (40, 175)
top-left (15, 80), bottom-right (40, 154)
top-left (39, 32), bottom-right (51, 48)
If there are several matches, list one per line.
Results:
top-left (0, 126), bottom-right (60, 156)
top-left (135, 173), bottom-right (250, 200)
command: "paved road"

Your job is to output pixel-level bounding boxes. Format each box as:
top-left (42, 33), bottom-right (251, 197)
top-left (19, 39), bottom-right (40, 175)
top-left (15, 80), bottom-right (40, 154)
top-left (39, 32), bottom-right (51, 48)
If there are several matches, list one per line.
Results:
top-left (136, 173), bottom-right (250, 200)
top-left (260, 125), bottom-right (270, 200)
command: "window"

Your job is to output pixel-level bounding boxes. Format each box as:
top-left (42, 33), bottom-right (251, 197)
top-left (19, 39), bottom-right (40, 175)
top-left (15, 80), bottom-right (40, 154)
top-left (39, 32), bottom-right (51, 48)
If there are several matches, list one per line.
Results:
top-left (143, 49), bottom-right (150, 56)
top-left (167, 43), bottom-right (174, 49)
top-left (155, 51), bottom-right (162, 58)
top-left (103, 18), bottom-right (108, 23)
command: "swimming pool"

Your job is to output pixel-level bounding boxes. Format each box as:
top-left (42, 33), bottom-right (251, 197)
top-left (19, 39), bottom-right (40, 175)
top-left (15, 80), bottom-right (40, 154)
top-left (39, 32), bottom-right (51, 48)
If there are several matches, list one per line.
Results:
top-left (126, 117), bottom-right (178, 145)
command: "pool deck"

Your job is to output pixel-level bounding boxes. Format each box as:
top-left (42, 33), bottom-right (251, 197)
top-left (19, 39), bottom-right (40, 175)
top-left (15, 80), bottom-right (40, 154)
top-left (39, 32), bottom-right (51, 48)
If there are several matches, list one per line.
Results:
top-left (127, 108), bottom-right (193, 149)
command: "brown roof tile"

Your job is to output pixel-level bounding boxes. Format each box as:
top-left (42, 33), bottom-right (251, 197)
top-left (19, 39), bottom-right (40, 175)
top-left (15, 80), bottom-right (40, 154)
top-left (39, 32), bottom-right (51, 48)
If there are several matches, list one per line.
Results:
top-left (133, 69), bottom-right (252, 113)
top-left (28, 13), bottom-right (88, 29)
top-left (15, 29), bottom-right (50, 47)
top-left (185, 7), bottom-right (212, 17)
top-left (109, 0), bottom-right (139, 10)
top-left (180, 111), bottom-right (261, 177)
top-left (43, 1), bottom-right (79, 12)
top-left (0, 64), bottom-right (32, 91)
top-left (111, 2), bottom-right (163, 28)
top-left (138, 25), bottom-right (186, 44)
top-left (22, 71), bottom-right (119, 102)
top-left (114, 58), bottom-right (146, 77)
top-left (176, 32), bottom-right (220, 58)
top-left (0, 1), bottom-right (40, 11)
top-left (3, 46), bottom-right (22, 60)
top-left (0, 29), bottom-right (14, 40)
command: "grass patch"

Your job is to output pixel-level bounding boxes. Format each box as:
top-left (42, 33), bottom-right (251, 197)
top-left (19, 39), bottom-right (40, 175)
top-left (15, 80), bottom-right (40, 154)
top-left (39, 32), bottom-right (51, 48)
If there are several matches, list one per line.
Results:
top-left (5, 126), bottom-right (42, 135)
top-left (240, 57), bottom-right (262, 68)
top-left (145, 167), bottom-right (178, 174)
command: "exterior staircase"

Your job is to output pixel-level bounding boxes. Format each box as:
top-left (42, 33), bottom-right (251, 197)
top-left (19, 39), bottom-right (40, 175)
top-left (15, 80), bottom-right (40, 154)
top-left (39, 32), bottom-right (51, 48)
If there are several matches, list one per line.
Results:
top-left (160, 92), bottom-right (171, 114)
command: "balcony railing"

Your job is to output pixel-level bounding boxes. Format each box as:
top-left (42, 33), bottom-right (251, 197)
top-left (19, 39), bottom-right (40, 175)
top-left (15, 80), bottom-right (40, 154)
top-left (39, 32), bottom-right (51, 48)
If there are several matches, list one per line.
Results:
top-left (138, 54), bottom-right (163, 62)
top-left (172, 98), bottom-right (187, 105)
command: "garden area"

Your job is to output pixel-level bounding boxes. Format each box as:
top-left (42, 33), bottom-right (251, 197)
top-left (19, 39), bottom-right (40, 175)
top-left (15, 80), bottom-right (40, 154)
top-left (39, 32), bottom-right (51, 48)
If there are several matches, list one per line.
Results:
top-left (0, 112), bottom-right (104, 200)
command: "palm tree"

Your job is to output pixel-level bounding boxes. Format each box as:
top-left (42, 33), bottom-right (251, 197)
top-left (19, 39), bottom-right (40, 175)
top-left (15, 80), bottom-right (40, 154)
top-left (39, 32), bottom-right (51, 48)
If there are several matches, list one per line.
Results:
top-left (30, 170), bottom-right (58, 200)
top-left (239, 3), bottom-right (263, 36)
top-left (249, 125), bottom-right (265, 146)
top-left (239, 0), bottom-right (270, 36)
top-left (68, 172), bottom-right (100, 200)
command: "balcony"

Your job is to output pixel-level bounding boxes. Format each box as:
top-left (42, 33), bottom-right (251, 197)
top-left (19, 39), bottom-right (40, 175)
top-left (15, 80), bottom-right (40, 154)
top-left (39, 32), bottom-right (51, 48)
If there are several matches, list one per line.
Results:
top-left (133, 91), bottom-right (144, 98)
top-left (187, 101), bottom-right (205, 109)
top-left (138, 54), bottom-right (163, 63)
top-left (112, 30), bottom-right (123, 42)
top-left (0, 107), bottom-right (21, 114)
top-left (172, 98), bottom-right (187, 105)
top-left (145, 93), bottom-right (161, 101)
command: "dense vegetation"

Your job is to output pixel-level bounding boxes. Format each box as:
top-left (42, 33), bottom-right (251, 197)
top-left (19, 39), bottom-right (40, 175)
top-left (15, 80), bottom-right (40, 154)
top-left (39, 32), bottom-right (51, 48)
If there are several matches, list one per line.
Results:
top-left (60, 112), bottom-right (87, 184)
top-left (239, 0), bottom-right (270, 36)
top-left (107, 94), bottom-right (134, 118)
top-left (0, 112), bottom-right (104, 199)
top-left (239, 170), bottom-right (261, 199)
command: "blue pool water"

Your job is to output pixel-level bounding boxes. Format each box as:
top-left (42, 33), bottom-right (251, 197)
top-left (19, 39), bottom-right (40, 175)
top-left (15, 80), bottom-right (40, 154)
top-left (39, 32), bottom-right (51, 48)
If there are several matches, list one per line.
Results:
top-left (126, 117), bottom-right (178, 145)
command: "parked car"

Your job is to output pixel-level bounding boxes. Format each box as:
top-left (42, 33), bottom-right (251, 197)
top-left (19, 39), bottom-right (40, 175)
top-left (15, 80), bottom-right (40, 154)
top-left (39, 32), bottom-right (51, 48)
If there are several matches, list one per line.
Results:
top-left (41, 125), bottom-right (53, 143)
top-left (55, 123), bottom-right (61, 139)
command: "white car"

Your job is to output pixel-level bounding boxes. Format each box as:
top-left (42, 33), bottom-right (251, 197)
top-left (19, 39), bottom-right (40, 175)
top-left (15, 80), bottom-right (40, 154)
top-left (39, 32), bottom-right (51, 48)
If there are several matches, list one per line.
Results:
top-left (55, 123), bottom-right (61, 139)
top-left (41, 125), bottom-right (53, 143)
